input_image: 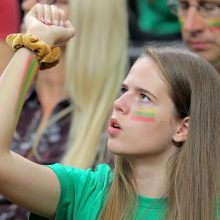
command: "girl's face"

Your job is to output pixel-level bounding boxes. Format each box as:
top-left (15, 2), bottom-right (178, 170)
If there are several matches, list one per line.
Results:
top-left (107, 57), bottom-right (184, 161)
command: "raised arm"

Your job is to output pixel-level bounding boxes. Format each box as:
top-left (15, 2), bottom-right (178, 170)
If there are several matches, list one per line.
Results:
top-left (0, 4), bottom-right (74, 219)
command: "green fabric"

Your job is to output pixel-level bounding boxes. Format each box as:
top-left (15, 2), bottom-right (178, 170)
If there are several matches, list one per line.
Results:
top-left (29, 163), bottom-right (220, 220)
top-left (136, 0), bottom-right (180, 35)
top-left (30, 164), bottom-right (112, 220)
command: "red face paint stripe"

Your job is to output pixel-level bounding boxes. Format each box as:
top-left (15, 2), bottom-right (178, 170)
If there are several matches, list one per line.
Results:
top-left (208, 26), bottom-right (220, 31)
top-left (130, 115), bottom-right (155, 122)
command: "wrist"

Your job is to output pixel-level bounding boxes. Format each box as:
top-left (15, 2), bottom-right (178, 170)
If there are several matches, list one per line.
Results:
top-left (6, 33), bottom-right (61, 70)
top-left (26, 28), bottom-right (54, 47)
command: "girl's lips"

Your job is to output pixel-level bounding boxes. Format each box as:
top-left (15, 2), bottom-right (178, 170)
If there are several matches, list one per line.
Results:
top-left (107, 118), bottom-right (122, 136)
top-left (107, 126), bottom-right (122, 136)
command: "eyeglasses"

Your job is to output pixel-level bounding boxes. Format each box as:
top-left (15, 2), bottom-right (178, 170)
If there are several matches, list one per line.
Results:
top-left (168, 0), bottom-right (220, 18)
top-left (35, 0), bottom-right (57, 4)
top-left (47, 0), bottom-right (57, 3)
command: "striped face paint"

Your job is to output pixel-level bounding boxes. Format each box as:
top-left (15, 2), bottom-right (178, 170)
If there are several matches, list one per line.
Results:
top-left (130, 107), bottom-right (156, 123)
top-left (178, 16), bottom-right (185, 26)
top-left (179, 15), bottom-right (220, 31)
top-left (208, 18), bottom-right (220, 31)
top-left (16, 54), bottom-right (38, 118)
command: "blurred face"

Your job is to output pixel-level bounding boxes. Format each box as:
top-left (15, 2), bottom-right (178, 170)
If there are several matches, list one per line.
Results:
top-left (179, 0), bottom-right (220, 70)
top-left (107, 57), bottom-right (180, 160)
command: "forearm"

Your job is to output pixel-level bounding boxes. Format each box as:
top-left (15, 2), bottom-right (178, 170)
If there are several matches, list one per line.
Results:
top-left (0, 48), bottom-right (39, 151)
top-left (0, 4), bottom-right (74, 217)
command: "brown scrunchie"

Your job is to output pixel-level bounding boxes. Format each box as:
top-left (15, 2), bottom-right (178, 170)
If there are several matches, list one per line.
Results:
top-left (6, 33), bottom-right (61, 70)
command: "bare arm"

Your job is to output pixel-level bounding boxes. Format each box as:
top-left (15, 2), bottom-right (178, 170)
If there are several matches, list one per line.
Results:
top-left (0, 4), bottom-right (74, 219)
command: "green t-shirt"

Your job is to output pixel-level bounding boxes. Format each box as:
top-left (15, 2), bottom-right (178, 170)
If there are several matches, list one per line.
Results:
top-left (136, 0), bottom-right (180, 36)
top-left (29, 163), bottom-right (219, 220)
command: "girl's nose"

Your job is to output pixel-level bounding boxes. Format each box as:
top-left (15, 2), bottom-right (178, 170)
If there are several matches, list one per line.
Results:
top-left (113, 94), bottom-right (130, 114)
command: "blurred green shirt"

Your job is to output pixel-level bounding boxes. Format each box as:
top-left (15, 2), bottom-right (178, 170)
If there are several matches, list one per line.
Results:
top-left (137, 0), bottom-right (180, 36)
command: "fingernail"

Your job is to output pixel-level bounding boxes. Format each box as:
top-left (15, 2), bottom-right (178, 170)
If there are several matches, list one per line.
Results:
top-left (40, 17), bottom-right (45, 23)
top-left (46, 19), bottom-right (52, 25)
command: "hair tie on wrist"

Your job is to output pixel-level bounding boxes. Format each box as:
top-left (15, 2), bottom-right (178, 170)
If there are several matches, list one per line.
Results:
top-left (6, 33), bottom-right (61, 70)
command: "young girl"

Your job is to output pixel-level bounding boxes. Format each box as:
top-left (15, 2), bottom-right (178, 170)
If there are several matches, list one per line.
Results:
top-left (0, 3), bottom-right (220, 220)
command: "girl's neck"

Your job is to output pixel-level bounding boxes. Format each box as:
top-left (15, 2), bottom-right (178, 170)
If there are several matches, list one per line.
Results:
top-left (133, 162), bottom-right (167, 198)
top-left (129, 147), bottom-right (177, 198)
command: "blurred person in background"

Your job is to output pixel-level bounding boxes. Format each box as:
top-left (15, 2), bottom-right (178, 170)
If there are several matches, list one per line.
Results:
top-left (0, 0), bottom-right (72, 219)
top-left (0, 0), bottom-right (128, 219)
top-left (128, 0), bottom-right (181, 65)
top-left (62, 0), bottom-right (128, 169)
top-left (168, 0), bottom-right (220, 74)
top-left (1, 4), bottom-right (220, 219)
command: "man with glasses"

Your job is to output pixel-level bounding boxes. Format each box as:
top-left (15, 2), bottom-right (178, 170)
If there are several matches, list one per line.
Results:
top-left (168, 0), bottom-right (220, 73)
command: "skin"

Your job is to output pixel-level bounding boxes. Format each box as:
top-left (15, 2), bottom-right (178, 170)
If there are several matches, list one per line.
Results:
top-left (107, 57), bottom-right (189, 197)
top-left (0, 4), bottom-right (74, 219)
top-left (108, 57), bottom-right (184, 159)
top-left (0, 4), bottom-right (189, 219)
top-left (16, 54), bottom-right (39, 118)
top-left (22, 0), bottom-right (69, 14)
top-left (21, 0), bottom-right (69, 33)
top-left (21, 0), bottom-right (70, 131)
top-left (180, 0), bottom-right (220, 72)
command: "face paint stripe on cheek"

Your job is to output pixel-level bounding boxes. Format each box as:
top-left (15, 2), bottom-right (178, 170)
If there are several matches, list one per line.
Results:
top-left (178, 16), bottom-right (185, 26)
top-left (208, 18), bottom-right (220, 31)
top-left (130, 107), bottom-right (156, 122)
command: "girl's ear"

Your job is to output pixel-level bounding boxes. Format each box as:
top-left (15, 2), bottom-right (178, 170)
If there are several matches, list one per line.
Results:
top-left (172, 117), bottom-right (189, 143)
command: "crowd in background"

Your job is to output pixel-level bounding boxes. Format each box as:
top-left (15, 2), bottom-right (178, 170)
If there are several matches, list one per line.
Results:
top-left (0, 1), bottom-right (185, 219)
top-left (1, 0), bottom-right (220, 219)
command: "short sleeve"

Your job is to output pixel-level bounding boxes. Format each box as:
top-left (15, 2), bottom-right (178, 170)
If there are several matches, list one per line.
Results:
top-left (29, 163), bottom-right (112, 220)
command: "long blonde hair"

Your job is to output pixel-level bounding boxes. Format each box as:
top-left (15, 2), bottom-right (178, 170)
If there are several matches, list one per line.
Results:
top-left (62, 0), bottom-right (128, 168)
top-left (101, 46), bottom-right (220, 220)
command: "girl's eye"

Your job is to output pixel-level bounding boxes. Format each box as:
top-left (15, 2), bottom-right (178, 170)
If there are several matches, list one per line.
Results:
top-left (140, 94), bottom-right (151, 103)
top-left (120, 87), bottom-right (128, 95)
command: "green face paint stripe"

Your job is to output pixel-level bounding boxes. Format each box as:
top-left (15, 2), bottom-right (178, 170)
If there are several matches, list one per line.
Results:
top-left (134, 111), bottom-right (156, 117)
top-left (207, 18), bottom-right (220, 29)
top-left (16, 55), bottom-right (38, 118)
top-left (208, 22), bottom-right (220, 27)
top-left (131, 107), bottom-right (156, 122)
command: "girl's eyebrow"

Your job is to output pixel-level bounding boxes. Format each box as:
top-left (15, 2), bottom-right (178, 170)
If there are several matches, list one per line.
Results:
top-left (120, 83), bottom-right (158, 101)
top-left (136, 87), bottom-right (158, 101)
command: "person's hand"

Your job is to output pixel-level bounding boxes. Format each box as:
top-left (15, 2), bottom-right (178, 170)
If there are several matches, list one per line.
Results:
top-left (24, 3), bottom-right (75, 47)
